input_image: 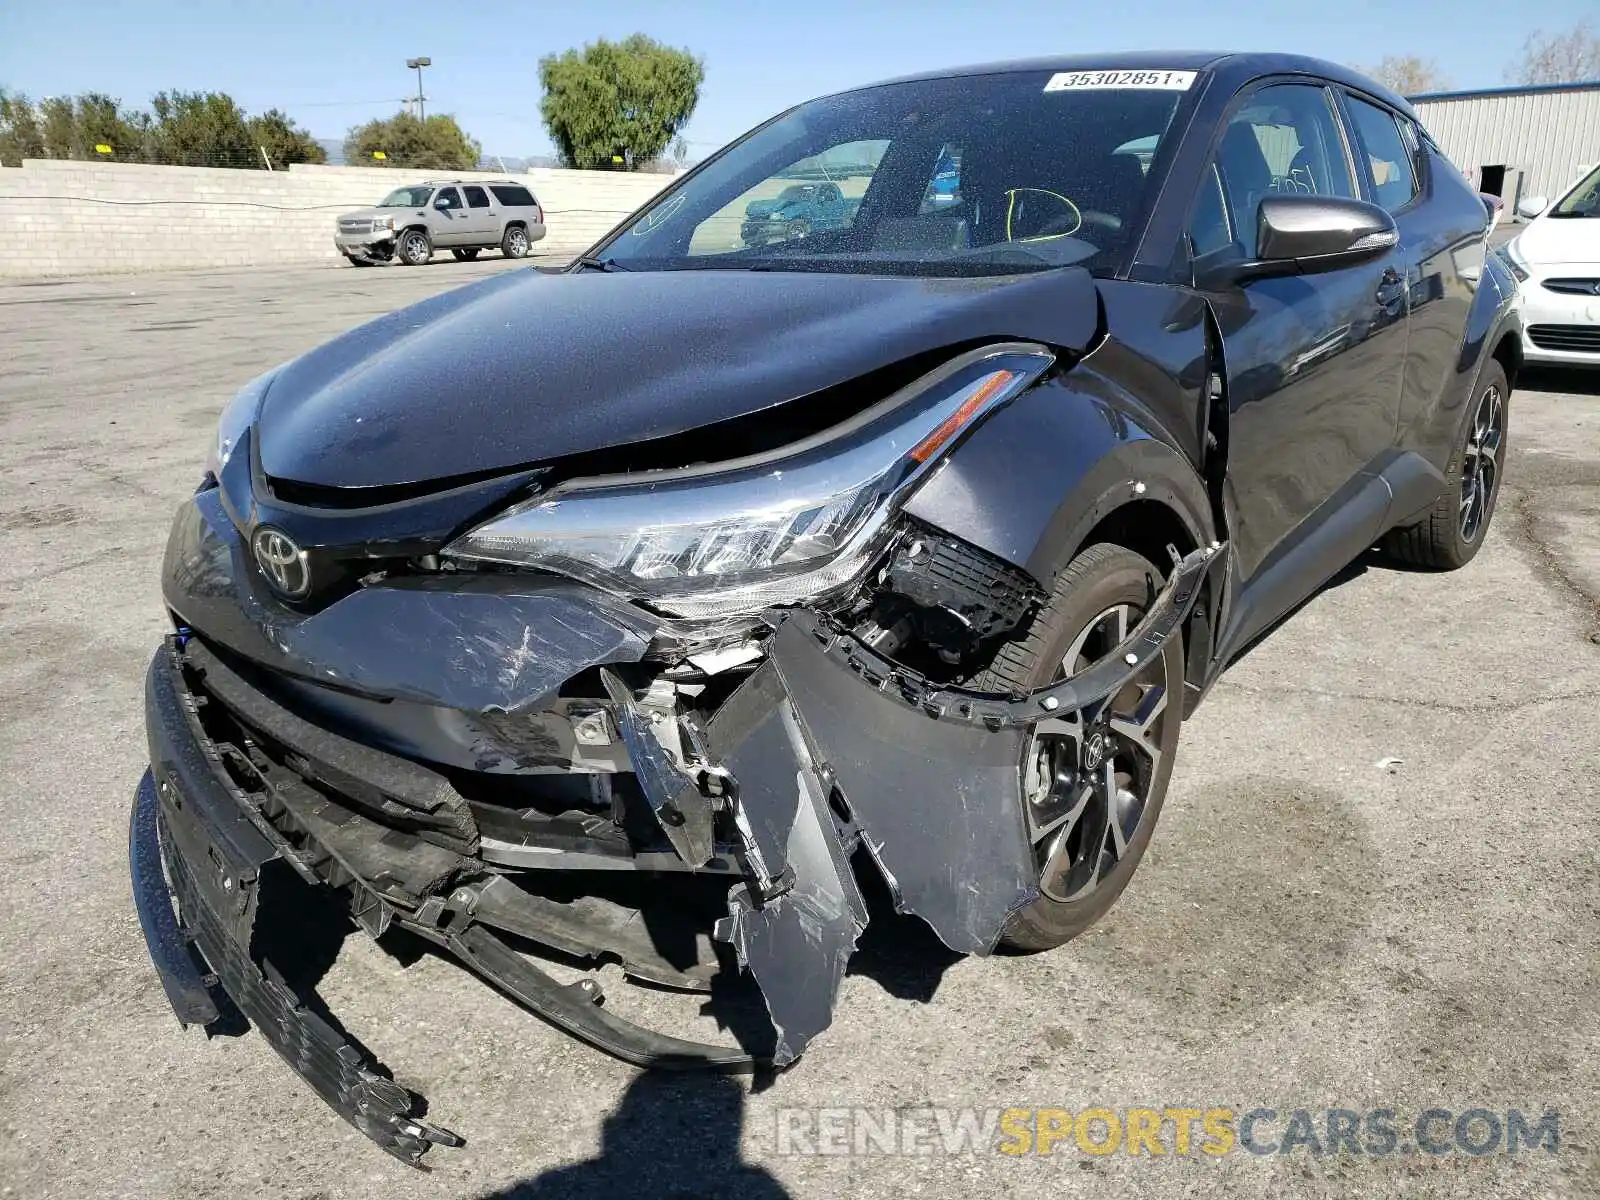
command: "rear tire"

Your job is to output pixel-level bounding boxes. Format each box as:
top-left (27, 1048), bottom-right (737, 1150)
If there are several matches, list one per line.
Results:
top-left (451, 247), bottom-right (480, 262)
top-left (970, 543), bottom-right (1184, 952)
top-left (396, 228), bottom-right (432, 266)
top-left (1380, 360), bottom-right (1508, 570)
top-left (501, 224), bottom-right (531, 259)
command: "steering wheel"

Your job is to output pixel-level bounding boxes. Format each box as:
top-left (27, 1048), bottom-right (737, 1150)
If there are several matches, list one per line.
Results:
top-left (1072, 210), bottom-right (1124, 235)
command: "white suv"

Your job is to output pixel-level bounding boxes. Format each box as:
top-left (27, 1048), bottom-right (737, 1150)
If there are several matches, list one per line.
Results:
top-left (1501, 163), bottom-right (1600, 366)
top-left (334, 180), bottom-right (547, 267)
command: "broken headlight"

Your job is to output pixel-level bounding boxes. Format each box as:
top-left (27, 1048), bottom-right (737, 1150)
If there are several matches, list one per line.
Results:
top-left (443, 346), bottom-right (1053, 619)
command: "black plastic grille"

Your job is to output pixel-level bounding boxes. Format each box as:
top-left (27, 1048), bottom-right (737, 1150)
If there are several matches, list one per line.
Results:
top-left (1527, 324), bottom-right (1600, 353)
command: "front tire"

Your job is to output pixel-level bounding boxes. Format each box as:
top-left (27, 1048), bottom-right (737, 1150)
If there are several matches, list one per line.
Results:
top-left (970, 543), bottom-right (1184, 951)
top-left (396, 228), bottom-right (432, 266)
top-left (1381, 360), bottom-right (1508, 569)
top-left (451, 247), bottom-right (480, 262)
top-left (342, 253), bottom-right (375, 268)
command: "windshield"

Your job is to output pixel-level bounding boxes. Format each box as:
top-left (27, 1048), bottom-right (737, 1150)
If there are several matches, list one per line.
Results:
top-left (377, 186), bottom-right (434, 208)
top-left (601, 70), bottom-right (1192, 276)
top-left (1550, 163), bottom-right (1600, 218)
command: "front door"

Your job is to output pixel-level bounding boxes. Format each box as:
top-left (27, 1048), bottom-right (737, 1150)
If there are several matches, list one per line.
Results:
top-left (429, 187), bottom-right (469, 245)
top-left (1190, 82), bottom-right (1409, 583)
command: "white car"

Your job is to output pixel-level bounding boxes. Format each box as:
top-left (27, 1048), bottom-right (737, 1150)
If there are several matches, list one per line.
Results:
top-left (1501, 163), bottom-right (1600, 366)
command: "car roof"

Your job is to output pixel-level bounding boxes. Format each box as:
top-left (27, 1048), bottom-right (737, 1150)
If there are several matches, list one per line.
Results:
top-left (857, 50), bottom-right (1417, 120)
top-left (416, 179), bottom-right (526, 187)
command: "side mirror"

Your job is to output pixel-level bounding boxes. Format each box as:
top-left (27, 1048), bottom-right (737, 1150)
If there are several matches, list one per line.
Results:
top-left (1516, 196), bottom-right (1548, 219)
top-left (1224, 195), bottom-right (1398, 283)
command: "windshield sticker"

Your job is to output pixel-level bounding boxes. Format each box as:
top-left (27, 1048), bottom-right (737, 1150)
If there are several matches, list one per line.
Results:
top-left (1044, 69), bottom-right (1197, 92)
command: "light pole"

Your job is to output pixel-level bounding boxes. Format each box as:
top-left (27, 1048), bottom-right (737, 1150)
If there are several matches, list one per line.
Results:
top-left (406, 57), bottom-right (431, 122)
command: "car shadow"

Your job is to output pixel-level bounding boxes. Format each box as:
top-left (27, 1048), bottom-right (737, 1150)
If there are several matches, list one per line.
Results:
top-left (1222, 551), bottom-right (1376, 671)
top-left (1520, 365), bottom-right (1600, 397)
top-left (477, 1070), bottom-right (792, 1199)
top-left (846, 847), bottom-right (964, 999)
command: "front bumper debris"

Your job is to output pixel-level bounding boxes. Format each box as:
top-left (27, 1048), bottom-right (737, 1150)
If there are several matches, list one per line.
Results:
top-left (712, 542), bottom-right (1219, 1060)
top-left (134, 496), bottom-right (1222, 1160)
top-left (133, 644), bottom-right (762, 1163)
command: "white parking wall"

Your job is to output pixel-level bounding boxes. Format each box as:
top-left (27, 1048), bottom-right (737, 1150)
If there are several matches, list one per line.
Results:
top-left (0, 160), bottom-right (679, 278)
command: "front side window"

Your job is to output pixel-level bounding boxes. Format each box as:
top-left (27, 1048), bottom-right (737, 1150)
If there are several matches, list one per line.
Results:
top-left (1551, 162), bottom-right (1600, 218)
top-left (378, 185), bottom-right (433, 208)
top-left (463, 185), bottom-right (490, 209)
top-left (1345, 96), bottom-right (1419, 213)
top-left (434, 187), bottom-right (463, 210)
top-left (1193, 84), bottom-right (1355, 260)
top-left (603, 72), bottom-right (1192, 277)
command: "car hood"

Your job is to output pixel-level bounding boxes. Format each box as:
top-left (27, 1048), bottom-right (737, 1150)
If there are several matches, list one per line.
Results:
top-left (257, 266), bottom-right (1102, 489)
top-left (1516, 216), bottom-right (1600, 266)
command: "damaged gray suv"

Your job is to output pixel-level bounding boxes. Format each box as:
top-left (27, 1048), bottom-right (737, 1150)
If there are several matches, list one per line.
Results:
top-left (133, 50), bottom-right (1521, 1161)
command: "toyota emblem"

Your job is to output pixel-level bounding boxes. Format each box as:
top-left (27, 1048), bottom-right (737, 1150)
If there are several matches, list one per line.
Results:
top-left (252, 527), bottom-right (311, 599)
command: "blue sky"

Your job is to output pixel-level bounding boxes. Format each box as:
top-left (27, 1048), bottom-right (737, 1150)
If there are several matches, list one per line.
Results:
top-left (2, 0), bottom-right (1595, 158)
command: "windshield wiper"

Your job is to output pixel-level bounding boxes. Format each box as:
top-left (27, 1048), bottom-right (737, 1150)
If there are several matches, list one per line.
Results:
top-left (571, 255), bottom-right (629, 272)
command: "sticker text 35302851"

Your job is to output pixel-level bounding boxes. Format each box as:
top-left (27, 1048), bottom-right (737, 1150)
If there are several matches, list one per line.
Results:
top-left (1044, 70), bottom-right (1197, 92)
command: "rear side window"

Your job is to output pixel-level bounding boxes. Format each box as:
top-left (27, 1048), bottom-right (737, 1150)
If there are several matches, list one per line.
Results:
top-left (1345, 97), bottom-right (1419, 213)
top-left (490, 184), bottom-right (538, 207)
top-left (463, 185), bottom-right (490, 209)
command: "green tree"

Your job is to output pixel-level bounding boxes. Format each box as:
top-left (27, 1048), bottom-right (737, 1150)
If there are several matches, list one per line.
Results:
top-left (246, 108), bottom-right (326, 168)
top-left (538, 34), bottom-right (703, 170)
top-left (25, 92), bottom-right (146, 160)
top-left (148, 90), bottom-right (254, 166)
top-left (76, 92), bottom-right (149, 160)
top-left (343, 111), bottom-right (481, 171)
top-left (0, 90), bottom-right (46, 165)
top-left (38, 96), bottom-right (76, 157)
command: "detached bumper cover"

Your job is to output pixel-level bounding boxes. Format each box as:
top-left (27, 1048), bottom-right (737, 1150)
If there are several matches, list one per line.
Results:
top-left (712, 542), bottom-right (1221, 1062)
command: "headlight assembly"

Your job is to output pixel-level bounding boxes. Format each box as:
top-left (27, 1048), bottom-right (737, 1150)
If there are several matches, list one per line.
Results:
top-left (444, 346), bottom-right (1054, 618)
top-left (1498, 238), bottom-right (1530, 283)
top-left (206, 369), bottom-right (278, 477)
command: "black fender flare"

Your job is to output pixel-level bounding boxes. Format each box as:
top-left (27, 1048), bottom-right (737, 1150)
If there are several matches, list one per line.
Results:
top-left (903, 368), bottom-right (1217, 588)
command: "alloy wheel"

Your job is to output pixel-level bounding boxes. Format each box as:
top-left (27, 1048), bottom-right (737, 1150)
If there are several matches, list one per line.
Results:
top-left (401, 232), bottom-right (430, 265)
top-left (507, 228), bottom-right (529, 257)
top-left (1022, 604), bottom-right (1171, 903)
top-left (1460, 382), bottom-right (1503, 543)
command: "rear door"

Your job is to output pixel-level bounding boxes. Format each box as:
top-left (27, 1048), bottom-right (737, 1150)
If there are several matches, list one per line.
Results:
top-left (1339, 92), bottom-right (1479, 455)
top-left (1189, 80), bottom-right (1409, 583)
top-left (461, 185), bottom-right (496, 242)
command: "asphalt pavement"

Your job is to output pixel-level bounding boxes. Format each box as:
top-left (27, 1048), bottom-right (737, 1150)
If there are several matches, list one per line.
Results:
top-left (1, 256), bottom-right (1597, 1199)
